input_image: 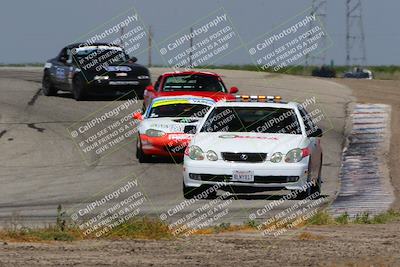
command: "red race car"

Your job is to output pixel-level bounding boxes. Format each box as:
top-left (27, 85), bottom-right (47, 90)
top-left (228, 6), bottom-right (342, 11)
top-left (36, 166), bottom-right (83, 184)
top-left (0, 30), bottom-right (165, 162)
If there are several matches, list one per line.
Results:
top-left (142, 71), bottom-right (238, 110)
top-left (133, 95), bottom-right (216, 162)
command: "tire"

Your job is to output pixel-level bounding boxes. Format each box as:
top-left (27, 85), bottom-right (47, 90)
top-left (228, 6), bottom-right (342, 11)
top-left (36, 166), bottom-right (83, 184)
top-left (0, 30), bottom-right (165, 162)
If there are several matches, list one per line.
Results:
top-left (42, 74), bottom-right (57, 96)
top-left (72, 76), bottom-right (86, 101)
top-left (294, 162), bottom-right (313, 200)
top-left (141, 102), bottom-right (147, 113)
top-left (311, 158), bottom-right (323, 195)
top-left (136, 138), bottom-right (152, 163)
top-left (182, 183), bottom-right (217, 199)
top-left (296, 185), bottom-right (312, 200)
top-left (183, 182), bottom-right (199, 199)
top-left (135, 87), bottom-right (145, 100)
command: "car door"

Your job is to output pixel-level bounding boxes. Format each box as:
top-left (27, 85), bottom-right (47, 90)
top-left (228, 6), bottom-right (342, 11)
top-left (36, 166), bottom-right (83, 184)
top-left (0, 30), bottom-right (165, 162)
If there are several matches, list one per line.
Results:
top-left (298, 105), bottom-right (321, 180)
top-left (52, 47), bottom-right (73, 91)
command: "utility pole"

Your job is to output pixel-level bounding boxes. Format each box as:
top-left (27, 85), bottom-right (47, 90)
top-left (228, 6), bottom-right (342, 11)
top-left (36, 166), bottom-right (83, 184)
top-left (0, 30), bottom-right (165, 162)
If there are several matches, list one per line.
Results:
top-left (189, 27), bottom-right (193, 68)
top-left (305, 0), bottom-right (328, 67)
top-left (120, 26), bottom-right (125, 47)
top-left (346, 0), bottom-right (367, 67)
top-left (148, 25), bottom-right (152, 67)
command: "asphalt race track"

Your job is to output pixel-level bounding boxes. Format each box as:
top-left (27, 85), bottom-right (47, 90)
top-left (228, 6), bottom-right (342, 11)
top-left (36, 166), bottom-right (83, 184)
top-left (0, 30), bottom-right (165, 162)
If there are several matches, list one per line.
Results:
top-left (0, 67), bottom-right (354, 227)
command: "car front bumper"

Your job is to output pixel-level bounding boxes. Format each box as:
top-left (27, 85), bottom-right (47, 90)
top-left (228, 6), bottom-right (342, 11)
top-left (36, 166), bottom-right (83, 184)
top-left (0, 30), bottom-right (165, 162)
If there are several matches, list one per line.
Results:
top-left (183, 157), bottom-right (310, 190)
top-left (140, 133), bottom-right (192, 157)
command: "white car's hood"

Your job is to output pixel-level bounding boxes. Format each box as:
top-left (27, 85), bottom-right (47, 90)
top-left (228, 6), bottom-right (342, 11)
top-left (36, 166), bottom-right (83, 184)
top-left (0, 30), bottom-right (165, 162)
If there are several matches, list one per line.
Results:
top-left (139, 117), bottom-right (202, 133)
top-left (191, 132), bottom-right (307, 154)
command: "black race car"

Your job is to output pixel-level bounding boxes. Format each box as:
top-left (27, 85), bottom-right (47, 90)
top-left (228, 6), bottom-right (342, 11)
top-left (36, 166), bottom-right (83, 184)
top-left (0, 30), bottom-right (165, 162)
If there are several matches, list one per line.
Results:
top-left (42, 43), bottom-right (150, 100)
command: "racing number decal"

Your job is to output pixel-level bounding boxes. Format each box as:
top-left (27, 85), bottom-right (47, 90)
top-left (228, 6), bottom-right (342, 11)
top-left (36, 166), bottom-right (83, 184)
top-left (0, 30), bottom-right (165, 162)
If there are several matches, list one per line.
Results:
top-left (55, 67), bottom-right (66, 80)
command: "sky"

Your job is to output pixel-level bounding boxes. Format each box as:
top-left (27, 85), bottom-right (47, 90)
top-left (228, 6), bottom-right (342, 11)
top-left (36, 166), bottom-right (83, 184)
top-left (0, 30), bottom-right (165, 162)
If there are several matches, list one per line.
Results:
top-left (0, 0), bottom-right (399, 65)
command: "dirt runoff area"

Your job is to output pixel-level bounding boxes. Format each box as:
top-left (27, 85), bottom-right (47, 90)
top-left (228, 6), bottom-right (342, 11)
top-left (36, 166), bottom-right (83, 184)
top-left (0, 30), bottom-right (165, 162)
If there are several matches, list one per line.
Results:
top-left (0, 222), bottom-right (399, 266)
top-left (1, 78), bottom-right (400, 267)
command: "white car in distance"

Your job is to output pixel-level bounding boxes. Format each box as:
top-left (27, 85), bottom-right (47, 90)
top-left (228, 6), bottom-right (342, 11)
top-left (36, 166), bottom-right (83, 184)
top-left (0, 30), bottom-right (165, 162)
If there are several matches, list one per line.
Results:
top-left (183, 95), bottom-right (323, 199)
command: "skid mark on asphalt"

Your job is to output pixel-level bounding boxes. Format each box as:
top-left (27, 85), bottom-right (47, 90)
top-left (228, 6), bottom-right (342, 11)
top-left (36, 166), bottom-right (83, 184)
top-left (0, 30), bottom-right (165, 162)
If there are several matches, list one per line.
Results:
top-left (0, 130), bottom-right (6, 139)
top-left (329, 104), bottom-right (394, 217)
top-left (27, 123), bottom-right (45, 133)
top-left (27, 87), bottom-right (42, 106)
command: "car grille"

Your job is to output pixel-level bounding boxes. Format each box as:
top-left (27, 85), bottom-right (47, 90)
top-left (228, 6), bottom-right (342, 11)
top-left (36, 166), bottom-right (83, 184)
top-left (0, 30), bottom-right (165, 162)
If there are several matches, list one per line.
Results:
top-left (221, 152), bottom-right (267, 163)
top-left (189, 174), bottom-right (299, 184)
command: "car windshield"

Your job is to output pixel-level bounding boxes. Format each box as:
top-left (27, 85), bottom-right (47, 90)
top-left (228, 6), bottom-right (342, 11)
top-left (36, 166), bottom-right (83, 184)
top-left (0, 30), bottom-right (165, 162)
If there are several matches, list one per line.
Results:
top-left (200, 106), bottom-right (302, 134)
top-left (162, 75), bottom-right (227, 92)
top-left (148, 104), bottom-right (211, 118)
top-left (73, 47), bottom-right (128, 62)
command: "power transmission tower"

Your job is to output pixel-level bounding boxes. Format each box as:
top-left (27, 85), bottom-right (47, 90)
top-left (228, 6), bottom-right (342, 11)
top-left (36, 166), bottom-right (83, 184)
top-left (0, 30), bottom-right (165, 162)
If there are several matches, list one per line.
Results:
top-left (346, 0), bottom-right (367, 67)
top-left (305, 0), bottom-right (328, 66)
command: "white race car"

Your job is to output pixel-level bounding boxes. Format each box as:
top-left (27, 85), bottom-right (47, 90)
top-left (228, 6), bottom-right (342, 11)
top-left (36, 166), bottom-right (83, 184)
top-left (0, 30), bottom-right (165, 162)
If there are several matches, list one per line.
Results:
top-left (183, 95), bottom-right (323, 199)
top-left (133, 95), bottom-right (215, 162)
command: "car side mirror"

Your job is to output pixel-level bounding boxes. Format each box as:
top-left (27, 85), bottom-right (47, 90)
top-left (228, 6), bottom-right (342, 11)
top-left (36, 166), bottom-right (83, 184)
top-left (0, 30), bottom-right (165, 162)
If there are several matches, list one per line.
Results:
top-left (184, 125), bottom-right (197, 134)
top-left (229, 86), bottom-right (239, 94)
top-left (129, 56), bottom-right (138, 63)
top-left (132, 112), bottom-right (143, 121)
top-left (146, 85), bottom-right (155, 92)
top-left (309, 128), bottom-right (323, 137)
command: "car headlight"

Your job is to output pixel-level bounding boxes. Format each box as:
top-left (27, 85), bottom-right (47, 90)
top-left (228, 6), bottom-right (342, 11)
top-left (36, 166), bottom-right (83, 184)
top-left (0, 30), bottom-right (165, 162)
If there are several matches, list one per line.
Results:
top-left (206, 150), bottom-right (218, 161)
top-left (270, 152), bottom-right (283, 163)
top-left (145, 129), bottom-right (165, 137)
top-left (137, 75), bottom-right (150, 79)
top-left (285, 148), bottom-right (310, 163)
top-left (94, 75), bottom-right (109, 80)
top-left (188, 146), bottom-right (204, 160)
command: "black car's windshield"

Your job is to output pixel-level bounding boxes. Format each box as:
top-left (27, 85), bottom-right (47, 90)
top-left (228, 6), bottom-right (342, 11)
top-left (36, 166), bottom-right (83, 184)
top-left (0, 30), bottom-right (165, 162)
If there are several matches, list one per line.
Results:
top-left (148, 104), bottom-right (211, 118)
top-left (162, 75), bottom-right (227, 92)
top-left (200, 106), bottom-right (302, 134)
top-left (73, 47), bottom-right (128, 62)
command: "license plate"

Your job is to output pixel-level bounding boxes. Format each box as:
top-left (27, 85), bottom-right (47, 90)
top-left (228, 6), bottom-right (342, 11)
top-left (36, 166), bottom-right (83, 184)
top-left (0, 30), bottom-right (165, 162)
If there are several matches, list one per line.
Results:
top-left (232, 170), bottom-right (254, 182)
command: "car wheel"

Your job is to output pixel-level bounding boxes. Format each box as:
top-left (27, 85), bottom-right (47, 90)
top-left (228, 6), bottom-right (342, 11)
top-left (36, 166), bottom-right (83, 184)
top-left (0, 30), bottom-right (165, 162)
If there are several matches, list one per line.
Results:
top-left (42, 74), bottom-right (57, 96)
top-left (141, 102), bottom-right (146, 113)
top-left (73, 76), bottom-right (86, 101)
top-left (136, 138), bottom-right (152, 163)
top-left (183, 182), bottom-right (199, 199)
top-left (311, 158), bottom-right (323, 195)
top-left (135, 87), bottom-right (145, 100)
top-left (295, 163), bottom-right (313, 200)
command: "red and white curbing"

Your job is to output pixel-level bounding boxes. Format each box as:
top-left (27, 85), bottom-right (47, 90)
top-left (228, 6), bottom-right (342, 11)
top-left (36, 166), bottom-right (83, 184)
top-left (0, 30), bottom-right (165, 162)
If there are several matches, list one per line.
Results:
top-left (329, 103), bottom-right (394, 217)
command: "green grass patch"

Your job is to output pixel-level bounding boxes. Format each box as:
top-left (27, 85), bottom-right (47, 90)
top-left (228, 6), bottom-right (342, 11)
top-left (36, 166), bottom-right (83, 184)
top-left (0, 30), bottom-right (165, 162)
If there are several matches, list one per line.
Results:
top-left (1, 205), bottom-right (399, 242)
top-left (0, 63), bottom-right (44, 67)
top-left (103, 217), bottom-right (173, 240)
top-left (334, 212), bottom-right (350, 225)
top-left (0, 218), bottom-right (173, 242)
top-left (0, 226), bottom-right (78, 242)
top-left (306, 210), bottom-right (335, 225)
top-left (307, 209), bottom-right (400, 226)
